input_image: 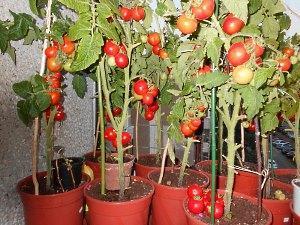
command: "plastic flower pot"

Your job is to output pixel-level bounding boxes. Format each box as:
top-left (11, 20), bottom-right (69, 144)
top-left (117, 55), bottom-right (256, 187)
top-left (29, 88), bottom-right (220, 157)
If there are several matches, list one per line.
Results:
top-left (184, 190), bottom-right (273, 225)
top-left (262, 180), bottom-right (293, 225)
top-left (84, 176), bottom-right (154, 225)
top-left (290, 202), bottom-right (300, 225)
top-left (84, 151), bottom-right (101, 179)
top-left (274, 169), bottom-right (297, 187)
top-left (148, 168), bottom-right (209, 225)
top-left (234, 169), bottom-right (259, 197)
top-left (17, 172), bottom-right (89, 225)
top-left (292, 179), bottom-right (300, 216)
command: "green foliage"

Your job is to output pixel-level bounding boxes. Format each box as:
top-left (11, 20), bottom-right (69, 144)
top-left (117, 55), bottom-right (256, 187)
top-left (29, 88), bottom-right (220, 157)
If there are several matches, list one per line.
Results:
top-left (194, 71), bottom-right (229, 89)
top-left (72, 74), bottom-right (87, 98)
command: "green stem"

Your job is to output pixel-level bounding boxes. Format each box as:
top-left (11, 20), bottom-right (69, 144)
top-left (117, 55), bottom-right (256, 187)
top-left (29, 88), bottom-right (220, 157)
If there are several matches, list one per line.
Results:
top-left (178, 138), bottom-right (193, 186)
top-left (156, 76), bottom-right (162, 164)
top-left (262, 135), bottom-right (270, 198)
top-left (135, 102), bottom-right (140, 161)
top-left (218, 113), bottom-right (224, 177)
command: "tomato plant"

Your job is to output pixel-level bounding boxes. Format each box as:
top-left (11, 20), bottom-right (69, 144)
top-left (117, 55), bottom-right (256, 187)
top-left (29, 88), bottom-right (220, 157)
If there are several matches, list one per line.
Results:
top-left (104, 127), bottom-right (117, 141)
top-left (119, 7), bottom-right (132, 21)
top-left (176, 14), bottom-right (198, 35)
top-left (283, 47), bottom-right (295, 58)
top-left (144, 110), bottom-right (155, 121)
top-left (188, 198), bottom-right (205, 214)
top-left (187, 184), bottom-right (203, 198)
top-left (121, 132), bottom-right (131, 145)
top-left (152, 45), bottom-right (161, 55)
top-left (277, 57), bottom-right (292, 71)
top-left (61, 36), bottom-right (75, 55)
top-left (142, 93), bottom-right (154, 105)
top-left (48, 91), bottom-right (62, 105)
top-left (103, 40), bottom-right (120, 56)
top-left (115, 53), bottom-right (129, 68)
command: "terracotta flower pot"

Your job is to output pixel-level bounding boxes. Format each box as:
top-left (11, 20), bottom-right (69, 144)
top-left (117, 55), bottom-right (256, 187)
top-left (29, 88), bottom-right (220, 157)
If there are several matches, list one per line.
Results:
top-left (290, 203), bottom-right (300, 225)
top-left (84, 151), bottom-right (101, 179)
top-left (184, 190), bottom-right (273, 225)
top-left (262, 180), bottom-right (293, 225)
top-left (84, 176), bottom-right (154, 225)
top-left (17, 172), bottom-right (89, 225)
top-left (105, 153), bottom-right (135, 190)
top-left (274, 169), bottom-right (297, 188)
top-left (148, 168), bottom-right (209, 225)
top-left (195, 160), bottom-right (226, 189)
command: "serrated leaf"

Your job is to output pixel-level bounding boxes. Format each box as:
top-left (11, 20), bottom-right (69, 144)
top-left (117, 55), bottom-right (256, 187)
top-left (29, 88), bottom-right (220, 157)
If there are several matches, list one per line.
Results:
top-left (278, 14), bottom-right (291, 31)
top-left (194, 71), bottom-right (229, 89)
top-left (101, 0), bottom-right (119, 14)
top-left (143, 6), bottom-right (153, 29)
top-left (6, 43), bottom-right (16, 63)
top-left (239, 86), bottom-right (264, 119)
top-left (172, 99), bottom-right (185, 119)
top-left (23, 29), bottom-right (38, 45)
top-left (261, 113), bottom-right (279, 134)
top-left (69, 14), bottom-right (91, 40)
top-left (156, 2), bottom-right (168, 16)
top-left (72, 75), bottom-right (87, 98)
top-left (240, 24), bottom-right (261, 36)
top-left (168, 124), bottom-right (183, 143)
top-left (263, 98), bottom-right (280, 114)
top-left (176, 43), bottom-right (195, 57)
top-left (0, 22), bottom-right (8, 52)
top-left (249, 9), bottom-right (264, 26)
top-left (97, 3), bottom-right (113, 19)
top-left (249, 0), bottom-right (262, 14)
top-left (97, 17), bottom-right (119, 42)
top-left (207, 38), bottom-right (223, 65)
top-left (31, 75), bottom-right (48, 92)
top-left (17, 100), bottom-right (31, 126)
top-left (71, 33), bottom-right (103, 71)
top-left (29, 0), bottom-right (39, 16)
top-left (262, 17), bottom-right (280, 40)
top-left (253, 67), bottom-right (275, 88)
top-left (222, 0), bottom-right (249, 23)
top-left (35, 92), bottom-right (51, 111)
top-left (58, 0), bottom-right (89, 13)
top-left (265, 0), bottom-right (285, 15)
top-left (181, 82), bottom-right (194, 96)
top-left (13, 80), bottom-right (33, 99)
top-left (199, 27), bottom-right (218, 42)
top-left (8, 12), bottom-right (30, 41)
top-left (51, 19), bottom-right (71, 42)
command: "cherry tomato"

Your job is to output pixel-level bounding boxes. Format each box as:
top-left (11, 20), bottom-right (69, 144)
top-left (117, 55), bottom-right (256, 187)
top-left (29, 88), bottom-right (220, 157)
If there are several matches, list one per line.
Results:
top-left (133, 79), bottom-right (148, 95)
top-left (132, 6), bottom-right (145, 21)
top-left (180, 122), bottom-right (194, 137)
top-left (148, 86), bottom-right (159, 98)
top-left (232, 65), bottom-right (254, 85)
top-left (247, 121), bottom-right (255, 132)
top-left (148, 101), bottom-right (159, 112)
top-left (198, 65), bottom-right (212, 75)
top-left (107, 56), bottom-right (116, 66)
top-left (176, 14), bottom-right (198, 35)
top-left (45, 46), bottom-right (58, 58)
top-left (147, 32), bottom-right (161, 46)
top-left (119, 43), bottom-right (127, 54)
top-left (198, 105), bottom-right (206, 112)
top-left (53, 72), bottom-right (63, 81)
top-left (144, 110), bottom-right (155, 121)
top-left (152, 45), bottom-right (161, 55)
top-left (48, 91), bottom-right (62, 105)
top-left (55, 103), bottom-right (64, 112)
top-left (61, 36), bottom-right (75, 55)
top-left (203, 190), bottom-right (211, 206)
top-left (115, 53), bottom-right (129, 68)
top-left (112, 139), bottom-right (117, 148)
top-left (215, 196), bottom-right (225, 206)
top-left (206, 202), bottom-right (224, 219)
top-left (119, 7), bottom-right (132, 21)
top-left (283, 47), bottom-right (295, 58)
top-left (191, 118), bottom-right (201, 128)
top-left (227, 42), bottom-right (250, 66)
top-left (122, 132), bottom-right (132, 145)
top-left (112, 107), bottom-right (122, 116)
top-left (55, 111), bottom-right (65, 121)
top-left (245, 38), bottom-right (264, 57)
top-left (47, 57), bottom-right (62, 72)
top-left (48, 77), bottom-right (61, 89)
top-left (188, 121), bottom-right (198, 132)
top-left (159, 49), bottom-right (169, 59)
top-left (188, 198), bottom-right (205, 214)
top-left (187, 184), bottom-right (204, 198)
top-left (103, 40), bottom-right (120, 56)
top-left (191, 0), bottom-right (215, 21)
top-left (142, 93), bottom-right (154, 105)
top-left (277, 58), bottom-right (292, 72)
top-left (104, 127), bottom-right (117, 141)
top-left (222, 14), bottom-right (245, 35)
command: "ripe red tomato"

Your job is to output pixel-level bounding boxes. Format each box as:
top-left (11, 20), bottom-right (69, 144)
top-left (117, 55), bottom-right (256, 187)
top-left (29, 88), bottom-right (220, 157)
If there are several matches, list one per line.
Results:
top-left (227, 42), bottom-right (250, 66)
top-left (232, 65), bottom-right (254, 84)
top-left (188, 198), bottom-right (205, 214)
top-left (53, 72), bottom-right (63, 81)
top-left (45, 46), bottom-right (58, 58)
top-left (277, 57), bottom-right (292, 71)
top-left (203, 190), bottom-right (211, 206)
top-left (206, 202), bottom-right (224, 219)
top-left (112, 139), bottom-right (118, 148)
top-left (247, 121), bottom-right (255, 132)
top-left (103, 40), bottom-right (120, 56)
top-left (61, 36), bottom-right (75, 55)
top-left (48, 91), bottom-right (61, 105)
top-left (148, 86), bottom-right (159, 98)
top-left (283, 47), bottom-right (295, 58)
top-left (47, 57), bottom-right (62, 72)
top-left (191, 0), bottom-right (215, 21)
top-left (147, 32), bottom-right (160, 46)
top-left (187, 184), bottom-right (203, 198)
top-left (119, 43), bottom-right (127, 54)
top-left (191, 118), bottom-right (201, 128)
top-left (188, 120), bottom-right (198, 131)
top-left (104, 127), bottom-right (117, 141)
top-left (256, 57), bottom-right (263, 66)
top-left (176, 14), bottom-right (198, 34)
top-left (142, 93), bottom-right (154, 105)
top-left (144, 110), bottom-right (155, 121)
top-left (152, 45), bottom-right (161, 55)
top-left (215, 196), bottom-right (225, 206)
top-left (133, 79), bottom-right (148, 95)
top-left (55, 103), bottom-right (64, 112)
top-left (115, 53), bottom-right (129, 68)
top-left (122, 132), bottom-right (132, 145)
top-left (55, 111), bottom-right (65, 121)
top-left (148, 101), bottom-right (159, 112)
top-left (132, 6), bottom-right (145, 21)
top-left (119, 7), bottom-right (132, 21)
top-left (159, 49), bottom-right (169, 59)
top-left (198, 105), bottom-right (206, 112)
top-left (112, 107), bottom-right (122, 116)
top-left (198, 65), bottom-right (212, 75)
top-left (222, 14), bottom-right (245, 35)
top-left (244, 38), bottom-right (264, 57)
top-left (180, 122), bottom-right (194, 137)
top-left (48, 77), bottom-right (61, 89)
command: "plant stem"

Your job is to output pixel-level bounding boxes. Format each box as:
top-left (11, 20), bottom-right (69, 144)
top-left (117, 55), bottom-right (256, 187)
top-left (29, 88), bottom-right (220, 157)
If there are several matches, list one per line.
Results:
top-left (93, 115), bottom-right (101, 158)
top-left (156, 104), bottom-right (162, 164)
top-left (135, 102), bottom-right (140, 161)
top-left (218, 113), bottom-right (224, 173)
top-left (32, 117), bottom-right (40, 195)
top-left (158, 139), bottom-right (170, 184)
top-left (240, 122), bottom-right (245, 162)
top-left (262, 134), bottom-right (270, 198)
top-left (178, 138), bottom-right (193, 186)
top-left (254, 117), bottom-right (262, 220)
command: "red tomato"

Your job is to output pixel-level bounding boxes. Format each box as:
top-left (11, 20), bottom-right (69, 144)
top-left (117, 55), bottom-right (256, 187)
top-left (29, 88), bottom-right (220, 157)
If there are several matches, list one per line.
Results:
top-left (206, 202), bottom-right (224, 219)
top-left (112, 107), bottom-right (122, 116)
top-left (53, 72), bottom-right (63, 81)
top-left (119, 7), bottom-right (132, 21)
top-left (55, 111), bottom-right (65, 121)
top-left (147, 32), bottom-right (160, 46)
top-left (148, 101), bottom-right (159, 112)
top-left (48, 77), bottom-right (61, 89)
top-left (191, 118), bottom-right (201, 128)
top-left (133, 79), bottom-right (148, 95)
top-left (104, 127), bottom-right (117, 141)
top-left (148, 86), bottom-right (159, 98)
top-left (132, 6), bottom-right (145, 21)
top-left (48, 91), bottom-right (62, 105)
top-left (198, 105), bottom-right (206, 112)
top-left (152, 45), bottom-right (161, 55)
top-left (283, 47), bottom-right (295, 58)
top-left (47, 57), bottom-right (62, 72)
top-left (176, 14), bottom-right (198, 34)
top-left (188, 198), bottom-right (205, 214)
top-left (215, 196), bottom-right (225, 206)
top-left (115, 53), bottom-right (129, 68)
top-left (159, 49), bottom-right (169, 59)
top-left (232, 65), bottom-right (254, 85)
top-left (142, 93), bottom-right (154, 105)
top-left (112, 139), bottom-right (117, 148)
top-left (180, 122), bottom-right (194, 137)
top-left (61, 36), bottom-right (75, 55)
top-left (119, 43), bottom-right (127, 54)
top-left (247, 121), bottom-right (255, 132)
top-left (203, 190), bottom-right (211, 206)
top-left (222, 14), bottom-right (245, 35)
top-left (198, 65), bottom-right (212, 75)
top-left (55, 103), bottom-right (64, 112)
top-left (245, 38), bottom-right (264, 57)
top-left (103, 40), bottom-right (120, 56)
top-left (191, 0), bottom-right (215, 21)
top-left (256, 57), bottom-right (263, 66)
top-left (277, 58), bottom-right (292, 71)
top-left (122, 132), bottom-right (132, 145)
top-left (144, 110), bottom-right (155, 121)
top-left (45, 46), bottom-right (58, 58)
top-left (227, 42), bottom-right (250, 66)
top-left (188, 121), bottom-right (198, 132)
top-left (187, 184), bottom-right (203, 198)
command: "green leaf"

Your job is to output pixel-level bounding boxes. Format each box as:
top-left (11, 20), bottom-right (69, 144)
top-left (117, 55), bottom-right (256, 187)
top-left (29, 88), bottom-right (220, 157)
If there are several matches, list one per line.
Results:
top-left (168, 123), bottom-right (183, 143)
top-left (35, 92), bottom-right (51, 111)
top-left (23, 29), bottom-right (39, 45)
top-left (13, 81), bottom-right (33, 99)
top-left (249, 0), bottom-right (262, 14)
top-left (262, 17), bottom-right (280, 40)
top-left (172, 99), bottom-right (185, 119)
top-left (31, 75), bottom-right (48, 92)
top-left (253, 67), bottom-right (275, 88)
top-left (194, 71), bottom-right (229, 89)
top-left (51, 19), bottom-right (71, 42)
top-left (143, 6), bottom-right (153, 29)
top-left (72, 75), bottom-right (87, 98)
top-left (156, 2), bottom-right (168, 16)
top-left (263, 98), bottom-right (280, 114)
top-left (199, 27), bottom-right (218, 42)
top-left (29, 0), bottom-right (39, 16)
top-left (249, 9), bottom-right (264, 26)
top-left (240, 24), bottom-right (261, 36)
top-left (58, 0), bottom-right (89, 13)
top-left (239, 86), bottom-right (264, 119)
top-left (181, 82), bottom-right (194, 96)
top-left (101, 0), bottom-right (119, 14)
top-left (29, 97), bottom-right (40, 118)
top-left (69, 13), bottom-right (91, 40)
top-left (97, 17), bottom-right (119, 42)
top-left (96, 3), bottom-right (113, 19)
top-left (6, 43), bottom-right (16, 63)
top-left (0, 22), bottom-right (8, 52)
top-left (261, 113), bottom-right (279, 134)
top-left (8, 12), bottom-right (30, 41)
top-left (278, 14), bottom-right (291, 31)
top-left (71, 33), bottom-right (103, 71)
top-left (207, 38), bottom-right (223, 65)
top-left (265, 0), bottom-right (285, 15)
top-left (222, 0), bottom-right (249, 23)
top-left (17, 100), bottom-right (31, 126)
top-left (176, 43), bottom-right (195, 57)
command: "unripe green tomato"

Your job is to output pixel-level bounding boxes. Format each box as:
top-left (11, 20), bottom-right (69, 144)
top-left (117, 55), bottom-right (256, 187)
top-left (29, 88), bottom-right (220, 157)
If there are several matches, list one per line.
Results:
top-left (291, 55), bottom-right (298, 65)
top-left (140, 35), bottom-right (148, 43)
top-left (108, 56), bottom-right (116, 66)
top-left (63, 58), bottom-right (74, 72)
top-left (161, 72), bottom-right (167, 80)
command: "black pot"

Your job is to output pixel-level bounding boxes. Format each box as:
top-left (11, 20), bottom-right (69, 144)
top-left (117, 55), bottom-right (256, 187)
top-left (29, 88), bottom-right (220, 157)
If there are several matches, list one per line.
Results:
top-left (51, 157), bottom-right (84, 191)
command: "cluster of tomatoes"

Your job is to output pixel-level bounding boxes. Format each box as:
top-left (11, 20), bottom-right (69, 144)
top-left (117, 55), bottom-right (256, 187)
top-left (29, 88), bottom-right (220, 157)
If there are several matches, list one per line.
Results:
top-left (180, 118), bottom-right (202, 137)
top-left (133, 79), bottom-right (160, 121)
top-left (176, 0), bottom-right (215, 34)
top-left (103, 39), bottom-right (129, 69)
top-left (119, 6), bottom-right (145, 22)
top-left (146, 32), bottom-right (168, 59)
top-left (104, 127), bottom-right (132, 148)
top-left (187, 184), bottom-right (224, 219)
top-left (45, 36), bottom-right (75, 73)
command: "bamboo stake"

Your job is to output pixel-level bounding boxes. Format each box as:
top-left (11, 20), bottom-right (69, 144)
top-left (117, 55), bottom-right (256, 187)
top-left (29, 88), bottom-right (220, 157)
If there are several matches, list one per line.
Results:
top-left (135, 102), bottom-right (140, 161)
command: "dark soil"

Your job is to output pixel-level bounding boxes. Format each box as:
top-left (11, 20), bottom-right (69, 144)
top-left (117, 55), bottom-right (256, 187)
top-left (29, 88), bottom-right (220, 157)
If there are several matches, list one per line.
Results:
top-left (186, 196), bottom-right (270, 225)
top-left (85, 153), bottom-right (100, 163)
top-left (86, 177), bottom-right (153, 202)
top-left (149, 169), bottom-right (208, 188)
top-left (137, 154), bottom-right (177, 167)
top-left (274, 174), bottom-right (297, 185)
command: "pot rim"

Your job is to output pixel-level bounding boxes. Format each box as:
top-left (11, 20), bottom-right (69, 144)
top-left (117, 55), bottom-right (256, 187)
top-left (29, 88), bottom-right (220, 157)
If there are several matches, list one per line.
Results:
top-left (105, 153), bottom-right (135, 166)
top-left (292, 178), bottom-right (300, 188)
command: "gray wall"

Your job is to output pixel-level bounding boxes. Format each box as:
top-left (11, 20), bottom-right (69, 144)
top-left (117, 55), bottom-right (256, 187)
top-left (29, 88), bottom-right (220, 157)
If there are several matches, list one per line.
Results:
top-left (0, 1), bottom-right (95, 224)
